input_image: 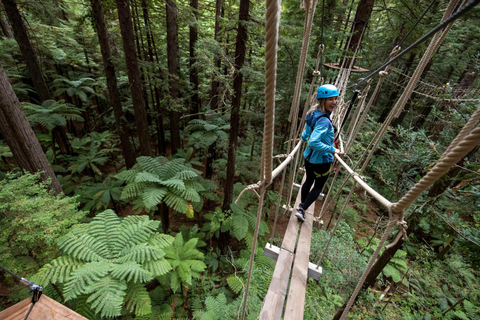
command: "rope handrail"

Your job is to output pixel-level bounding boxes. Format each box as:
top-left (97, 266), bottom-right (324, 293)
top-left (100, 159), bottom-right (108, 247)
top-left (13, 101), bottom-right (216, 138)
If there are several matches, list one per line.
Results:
top-left (347, 0), bottom-right (480, 89)
top-left (235, 140), bottom-right (303, 204)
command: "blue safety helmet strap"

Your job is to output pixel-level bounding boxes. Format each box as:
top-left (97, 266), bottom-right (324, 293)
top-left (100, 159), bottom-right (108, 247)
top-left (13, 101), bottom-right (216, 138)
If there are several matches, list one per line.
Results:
top-left (317, 84), bottom-right (339, 99)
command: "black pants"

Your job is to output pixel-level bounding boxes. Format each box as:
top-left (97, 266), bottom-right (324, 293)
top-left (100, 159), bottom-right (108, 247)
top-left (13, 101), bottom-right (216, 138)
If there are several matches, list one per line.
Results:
top-left (300, 161), bottom-right (332, 211)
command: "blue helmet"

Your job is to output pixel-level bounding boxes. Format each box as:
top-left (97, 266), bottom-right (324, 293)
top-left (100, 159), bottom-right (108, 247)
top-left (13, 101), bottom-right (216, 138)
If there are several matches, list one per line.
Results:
top-left (317, 84), bottom-right (339, 99)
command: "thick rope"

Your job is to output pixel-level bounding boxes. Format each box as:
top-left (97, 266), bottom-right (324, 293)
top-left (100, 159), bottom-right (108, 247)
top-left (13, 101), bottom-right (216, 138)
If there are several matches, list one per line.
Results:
top-left (288, 0), bottom-right (318, 123)
top-left (261, 0), bottom-right (281, 185)
top-left (392, 106), bottom-right (480, 215)
top-left (240, 0), bottom-right (280, 318)
top-left (344, 80), bottom-right (372, 151)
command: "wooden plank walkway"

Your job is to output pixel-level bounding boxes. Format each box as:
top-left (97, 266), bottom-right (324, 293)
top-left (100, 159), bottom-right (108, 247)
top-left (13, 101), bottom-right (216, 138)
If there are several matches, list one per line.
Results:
top-left (260, 180), bottom-right (320, 319)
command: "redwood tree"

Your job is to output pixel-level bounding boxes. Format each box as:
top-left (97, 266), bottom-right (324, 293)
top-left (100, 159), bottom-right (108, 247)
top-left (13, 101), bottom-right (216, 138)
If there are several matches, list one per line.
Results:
top-left (91, 0), bottom-right (136, 169)
top-left (115, 0), bottom-right (152, 157)
top-left (189, 0), bottom-right (200, 119)
top-left (220, 0), bottom-right (250, 252)
top-left (0, 65), bottom-right (63, 195)
top-left (166, 0), bottom-right (181, 155)
top-left (342, 0), bottom-right (375, 67)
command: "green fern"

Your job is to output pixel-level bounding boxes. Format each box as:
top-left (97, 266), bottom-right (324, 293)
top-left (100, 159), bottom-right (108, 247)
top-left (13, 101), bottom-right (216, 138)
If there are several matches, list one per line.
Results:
top-left (117, 156), bottom-right (208, 217)
top-left (35, 210), bottom-right (173, 318)
top-left (193, 293), bottom-right (232, 320)
top-left (160, 233), bottom-right (206, 294)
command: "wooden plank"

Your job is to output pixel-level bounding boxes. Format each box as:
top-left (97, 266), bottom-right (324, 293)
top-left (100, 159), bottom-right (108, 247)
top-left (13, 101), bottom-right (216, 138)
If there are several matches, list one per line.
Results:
top-left (284, 202), bottom-right (315, 320)
top-left (0, 294), bottom-right (88, 320)
top-left (260, 179), bottom-right (305, 320)
top-left (264, 243), bottom-right (322, 280)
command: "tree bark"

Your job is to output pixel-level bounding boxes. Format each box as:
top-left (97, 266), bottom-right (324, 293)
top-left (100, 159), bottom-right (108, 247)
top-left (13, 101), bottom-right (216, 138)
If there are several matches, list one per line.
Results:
top-left (189, 0), bottom-right (199, 120)
top-left (166, 0), bottom-right (181, 155)
top-left (91, 0), bottom-right (136, 168)
top-left (209, 0), bottom-right (223, 111)
top-left (0, 10), bottom-right (14, 39)
top-left (115, 0), bottom-right (152, 157)
top-left (342, 0), bottom-right (375, 68)
top-left (220, 0), bottom-right (250, 252)
top-left (0, 65), bottom-right (63, 195)
top-left (2, 0), bottom-right (51, 102)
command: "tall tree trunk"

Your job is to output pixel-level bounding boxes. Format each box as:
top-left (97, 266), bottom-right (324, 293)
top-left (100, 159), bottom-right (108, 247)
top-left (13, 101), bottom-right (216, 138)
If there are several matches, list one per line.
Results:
top-left (140, 0), bottom-right (166, 155)
top-left (189, 0), bottom-right (199, 120)
top-left (220, 0), bottom-right (250, 253)
top-left (209, 0), bottom-right (223, 111)
top-left (3, 0), bottom-right (73, 155)
top-left (0, 65), bottom-right (63, 195)
top-left (91, 0), bottom-right (136, 168)
top-left (0, 10), bottom-right (14, 39)
top-left (342, 0), bottom-right (375, 67)
top-left (116, 0), bottom-right (152, 157)
top-left (166, 0), bottom-right (181, 155)
top-left (2, 0), bottom-right (51, 102)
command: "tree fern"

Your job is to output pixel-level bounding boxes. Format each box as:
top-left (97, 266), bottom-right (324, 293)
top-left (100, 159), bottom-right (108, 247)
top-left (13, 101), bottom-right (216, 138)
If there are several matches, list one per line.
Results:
top-left (160, 233), bottom-right (206, 294)
top-left (35, 210), bottom-right (173, 318)
top-left (124, 282), bottom-right (152, 316)
top-left (117, 156), bottom-right (207, 218)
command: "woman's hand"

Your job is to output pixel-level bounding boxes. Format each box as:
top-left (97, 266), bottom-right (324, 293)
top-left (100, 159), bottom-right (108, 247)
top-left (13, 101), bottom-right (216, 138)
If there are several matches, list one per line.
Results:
top-left (334, 148), bottom-right (344, 155)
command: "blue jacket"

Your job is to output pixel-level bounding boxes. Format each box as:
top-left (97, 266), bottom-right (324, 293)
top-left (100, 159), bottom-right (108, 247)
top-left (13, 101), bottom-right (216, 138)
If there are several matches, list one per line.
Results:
top-left (301, 109), bottom-right (335, 164)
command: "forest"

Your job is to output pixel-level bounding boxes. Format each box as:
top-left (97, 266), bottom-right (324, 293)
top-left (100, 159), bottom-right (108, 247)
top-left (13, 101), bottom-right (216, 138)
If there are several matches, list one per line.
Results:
top-left (0, 0), bottom-right (479, 318)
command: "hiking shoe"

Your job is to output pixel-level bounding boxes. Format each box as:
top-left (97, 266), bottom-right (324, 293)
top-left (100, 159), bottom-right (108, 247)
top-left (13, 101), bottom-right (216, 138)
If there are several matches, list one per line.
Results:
top-left (295, 209), bottom-right (305, 222)
top-left (297, 203), bottom-right (303, 211)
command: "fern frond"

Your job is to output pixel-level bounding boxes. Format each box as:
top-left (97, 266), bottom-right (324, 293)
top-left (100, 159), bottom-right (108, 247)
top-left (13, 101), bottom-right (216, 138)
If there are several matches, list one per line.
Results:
top-left (110, 261), bottom-right (152, 283)
top-left (60, 233), bottom-right (108, 262)
top-left (142, 187), bottom-right (168, 209)
top-left (117, 243), bottom-right (164, 264)
top-left (227, 275), bottom-right (245, 295)
top-left (148, 233), bottom-right (175, 248)
top-left (157, 158), bottom-right (185, 179)
top-left (142, 258), bottom-right (172, 277)
top-left (116, 216), bottom-right (159, 251)
top-left (163, 193), bottom-right (188, 213)
top-left (121, 182), bottom-right (145, 200)
top-left (64, 261), bottom-right (112, 300)
top-left (185, 260), bottom-right (207, 273)
top-left (179, 188), bottom-right (201, 203)
top-left (84, 276), bottom-right (127, 318)
top-left (172, 170), bottom-right (199, 180)
top-left (136, 156), bottom-right (165, 174)
top-left (124, 283), bottom-right (152, 316)
top-left (116, 169), bottom-right (139, 183)
top-left (159, 178), bottom-right (186, 190)
top-left (34, 256), bottom-right (82, 285)
top-left (231, 214), bottom-right (249, 241)
top-left (87, 210), bottom-right (121, 258)
top-left (135, 171), bottom-right (164, 183)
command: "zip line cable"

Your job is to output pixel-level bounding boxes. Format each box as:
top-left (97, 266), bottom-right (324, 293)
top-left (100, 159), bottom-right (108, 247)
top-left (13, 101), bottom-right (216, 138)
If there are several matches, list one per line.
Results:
top-left (347, 0), bottom-right (480, 89)
top-left (0, 264), bottom-right (43, 320)
top-left (396, 0), bottom-right (437, 49)
top-left (319, 0), bottom-right (326, 78)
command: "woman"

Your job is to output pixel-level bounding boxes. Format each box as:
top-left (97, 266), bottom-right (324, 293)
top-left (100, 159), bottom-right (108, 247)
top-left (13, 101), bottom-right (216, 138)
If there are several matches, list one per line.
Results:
top-left (296, 84), bottom-right (341, 222)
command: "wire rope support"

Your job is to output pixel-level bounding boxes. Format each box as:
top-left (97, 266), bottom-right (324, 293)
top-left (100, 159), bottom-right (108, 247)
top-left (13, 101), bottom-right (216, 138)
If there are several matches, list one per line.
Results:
top-left (261, 0), bottom-right (281, 186)
top-left (288, 0), bottom-right (318, 124)
top-left (348, 0), bottom-right (480, 89)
